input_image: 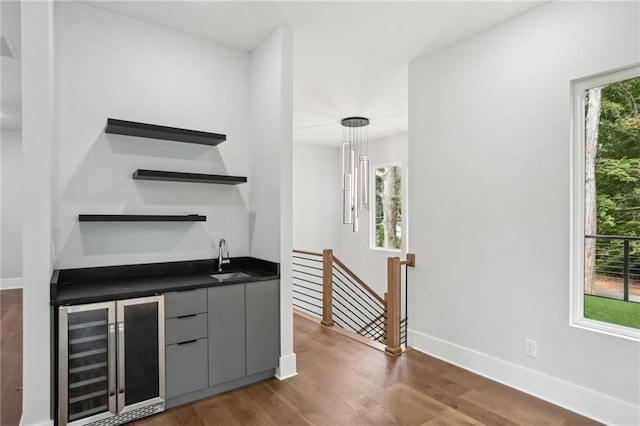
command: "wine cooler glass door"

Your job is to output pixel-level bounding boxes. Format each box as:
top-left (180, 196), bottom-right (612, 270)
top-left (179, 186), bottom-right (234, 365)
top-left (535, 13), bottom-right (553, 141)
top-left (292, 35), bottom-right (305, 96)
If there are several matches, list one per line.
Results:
top-left (117, 295), bottom-right (165, 413)
top-left (59, 302), bottom-right (117, 426)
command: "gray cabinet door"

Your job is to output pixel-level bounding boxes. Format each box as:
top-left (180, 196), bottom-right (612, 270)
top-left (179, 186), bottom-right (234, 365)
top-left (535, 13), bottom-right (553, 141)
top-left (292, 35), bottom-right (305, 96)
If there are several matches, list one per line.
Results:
top-left (165, 338), bottom-right (208, 398)
top-left (245, 280), bottom-right (280, 376)
top-left (208, 284), bottom-right (245, 386)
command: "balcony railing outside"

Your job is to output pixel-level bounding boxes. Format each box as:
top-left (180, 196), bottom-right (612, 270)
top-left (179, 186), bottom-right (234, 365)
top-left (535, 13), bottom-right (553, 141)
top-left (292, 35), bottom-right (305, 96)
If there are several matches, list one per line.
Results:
top-left (585, 234), bottom-right (640, 302)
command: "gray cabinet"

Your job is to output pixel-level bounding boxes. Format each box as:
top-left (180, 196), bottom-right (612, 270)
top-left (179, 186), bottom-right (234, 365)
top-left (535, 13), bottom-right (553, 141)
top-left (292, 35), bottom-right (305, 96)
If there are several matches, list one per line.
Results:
top-left (164, 280), bottom-right (279, 404)
top-left (208, 284), bottom-right (245, 386)
top-left (164, 289), bottom-right (208, 399)
top-left (246, 280), bottom-right (280, 376)
top-left (208, 279), bottom-right (280, 386)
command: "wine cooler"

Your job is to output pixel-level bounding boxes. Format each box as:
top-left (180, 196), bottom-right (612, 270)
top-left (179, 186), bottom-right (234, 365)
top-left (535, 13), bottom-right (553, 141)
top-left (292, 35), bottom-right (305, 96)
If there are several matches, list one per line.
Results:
top-left (58, 295), bottom-right (165, 426)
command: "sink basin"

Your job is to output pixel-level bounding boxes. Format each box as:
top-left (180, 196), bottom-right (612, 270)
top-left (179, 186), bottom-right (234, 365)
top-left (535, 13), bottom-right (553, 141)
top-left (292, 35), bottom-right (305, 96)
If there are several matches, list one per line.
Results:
top-left (210, 271), bottom-right (254, 281)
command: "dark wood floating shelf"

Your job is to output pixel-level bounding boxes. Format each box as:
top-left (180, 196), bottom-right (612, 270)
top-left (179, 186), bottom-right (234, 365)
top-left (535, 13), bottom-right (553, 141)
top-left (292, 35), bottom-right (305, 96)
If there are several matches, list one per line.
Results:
top-left (133, 169), bottom-right (247, 185)
top-left (79, 214), bottom-right (207, 222)
top-left (105, 118), bottom-right (226, 146)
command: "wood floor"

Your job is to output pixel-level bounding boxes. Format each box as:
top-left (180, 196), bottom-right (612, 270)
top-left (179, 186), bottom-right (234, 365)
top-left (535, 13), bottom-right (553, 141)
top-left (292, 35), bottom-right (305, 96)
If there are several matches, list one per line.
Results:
top-left (1, 289), bottom-right (23, 426)
top-left (0, 291), bottom-right (600, 425)
top-left (135, 314), bottom-right (599, 426)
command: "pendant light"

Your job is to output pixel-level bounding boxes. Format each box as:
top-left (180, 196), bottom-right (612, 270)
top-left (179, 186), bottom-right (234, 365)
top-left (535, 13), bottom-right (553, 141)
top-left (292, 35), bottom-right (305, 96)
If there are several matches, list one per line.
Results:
top-left (341, 117), bottom-right (370, 232)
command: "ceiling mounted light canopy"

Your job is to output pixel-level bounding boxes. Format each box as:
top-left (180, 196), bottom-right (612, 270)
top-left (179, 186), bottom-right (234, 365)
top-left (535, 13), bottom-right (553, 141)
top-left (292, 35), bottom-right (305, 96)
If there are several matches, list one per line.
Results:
top-left (341, 116), bottom-right (370, 232)
top-left (341, 117), bottom-right (370, 128)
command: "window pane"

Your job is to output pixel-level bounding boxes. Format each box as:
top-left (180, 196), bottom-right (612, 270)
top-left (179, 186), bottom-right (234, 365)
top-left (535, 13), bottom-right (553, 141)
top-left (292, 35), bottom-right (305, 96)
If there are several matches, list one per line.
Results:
top-left (584, 75), bottom-right (640, 330)
top-left (374, 165), bottom-right (401, 249)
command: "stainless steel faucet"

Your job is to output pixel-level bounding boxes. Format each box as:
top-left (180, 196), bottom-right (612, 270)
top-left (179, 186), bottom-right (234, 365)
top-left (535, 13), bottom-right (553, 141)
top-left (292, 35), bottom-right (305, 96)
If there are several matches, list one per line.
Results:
top-left (218, 238), bottom-right (230, 272)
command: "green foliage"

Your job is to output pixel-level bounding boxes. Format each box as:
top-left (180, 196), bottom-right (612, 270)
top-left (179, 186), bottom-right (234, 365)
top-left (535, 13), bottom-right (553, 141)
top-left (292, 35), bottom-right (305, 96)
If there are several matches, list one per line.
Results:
top-left (374, 165), bottom-right (402, 249)
top-left (593, 76), bottom-right (640, 275)
top-left (584, 295), bottom-right (640, 329)
top-left (376, 226), bottom-right (384, 248)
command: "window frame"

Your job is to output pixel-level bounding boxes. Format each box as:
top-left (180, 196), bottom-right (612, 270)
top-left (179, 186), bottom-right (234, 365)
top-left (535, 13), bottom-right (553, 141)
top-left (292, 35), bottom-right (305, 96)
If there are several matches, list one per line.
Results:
top-left (570, 64), bottom-right (640, 341)
top-left (370, 162), bottom-right (403, 253)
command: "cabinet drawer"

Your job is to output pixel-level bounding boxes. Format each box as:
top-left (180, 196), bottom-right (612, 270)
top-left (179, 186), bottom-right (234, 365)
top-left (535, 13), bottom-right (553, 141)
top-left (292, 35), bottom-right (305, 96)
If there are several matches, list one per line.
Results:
top-left (165, 288), bottom-right (207, 318)
top-left (166, 338), bottom-right (208, 398)
top-left (165, 313), bottom-right (207, 345)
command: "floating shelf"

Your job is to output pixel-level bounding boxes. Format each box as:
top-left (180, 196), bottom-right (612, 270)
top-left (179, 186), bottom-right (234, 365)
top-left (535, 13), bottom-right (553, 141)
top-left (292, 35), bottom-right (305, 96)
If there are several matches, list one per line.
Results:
top-left (133, 169), bottom-right (247, 185)
top-left (79, 214), bottom-right (206, 222)
top-left (105, 118), bottom-right (226, 146)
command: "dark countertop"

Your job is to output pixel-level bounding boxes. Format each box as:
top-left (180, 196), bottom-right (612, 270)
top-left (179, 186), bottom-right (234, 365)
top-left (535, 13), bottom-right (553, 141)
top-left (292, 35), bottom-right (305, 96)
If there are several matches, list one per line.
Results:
top-left (51, 257), bottom-right (279, 306)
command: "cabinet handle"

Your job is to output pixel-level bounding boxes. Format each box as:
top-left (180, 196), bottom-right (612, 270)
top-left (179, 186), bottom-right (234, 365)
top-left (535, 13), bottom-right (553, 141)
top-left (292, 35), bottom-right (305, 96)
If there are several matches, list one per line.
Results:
top-left (117, 322), bottom-right (125, 395)
top-left (176, 314), bottom-right (197, 319)
top-left (108, 323), bottom-right (116, 397)
top-left (177, 339), bottom-right (198, 346)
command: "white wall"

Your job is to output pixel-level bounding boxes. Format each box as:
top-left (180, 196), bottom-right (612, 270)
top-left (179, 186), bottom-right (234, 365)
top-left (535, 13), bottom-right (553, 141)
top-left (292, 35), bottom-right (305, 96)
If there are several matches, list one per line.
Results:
top-left (292, 143), bottom-right (341, 252)
top-left (249, 29), bottom-right (285, 262)
top-left (1, 130), bottom-right (23, 287)
top-left (21, 1), bottom-right (53, 424)
top-left (408, 2), bottom-right (639, 424)
top-left (53, 1), bottom-right (251, 269)
top-left (1, 0), bottom-right (23, 289)
top-left (249, 27), bottom-right (297, 379)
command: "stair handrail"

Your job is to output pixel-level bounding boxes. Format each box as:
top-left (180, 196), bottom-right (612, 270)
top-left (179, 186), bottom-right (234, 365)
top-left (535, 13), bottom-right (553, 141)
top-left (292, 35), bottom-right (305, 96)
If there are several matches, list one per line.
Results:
top-left (292, 249), bottom-right (323, 257)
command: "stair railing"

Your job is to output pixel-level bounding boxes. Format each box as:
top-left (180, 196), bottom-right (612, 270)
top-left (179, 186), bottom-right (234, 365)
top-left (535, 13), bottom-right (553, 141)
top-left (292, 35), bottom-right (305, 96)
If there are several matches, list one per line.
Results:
top-left (292, 248), bottom-right (415, 356)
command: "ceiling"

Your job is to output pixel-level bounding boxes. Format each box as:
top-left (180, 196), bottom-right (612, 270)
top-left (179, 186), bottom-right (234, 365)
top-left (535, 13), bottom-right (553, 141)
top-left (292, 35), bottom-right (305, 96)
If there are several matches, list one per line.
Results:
top-left (2, 1), bottom-right (546, 144)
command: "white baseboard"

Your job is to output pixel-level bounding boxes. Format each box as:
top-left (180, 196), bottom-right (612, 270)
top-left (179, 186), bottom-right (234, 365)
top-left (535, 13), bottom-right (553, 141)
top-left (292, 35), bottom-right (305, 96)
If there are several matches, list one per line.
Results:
top-left (408, 328), bottom-right (639, 426)
top-left (1, 277), bottom-right (23, 289)
top-left (275, 352), bottom-right (297, 380)
top-left (19, 416), bottom-right (53, 426)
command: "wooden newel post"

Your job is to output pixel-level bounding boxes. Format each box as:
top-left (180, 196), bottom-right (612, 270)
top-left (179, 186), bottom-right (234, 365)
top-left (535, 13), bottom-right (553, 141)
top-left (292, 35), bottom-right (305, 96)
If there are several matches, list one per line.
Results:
top-left (385, 256), bottom-right (402, 356)
top-left (321, 249), bottom-right (334, 326)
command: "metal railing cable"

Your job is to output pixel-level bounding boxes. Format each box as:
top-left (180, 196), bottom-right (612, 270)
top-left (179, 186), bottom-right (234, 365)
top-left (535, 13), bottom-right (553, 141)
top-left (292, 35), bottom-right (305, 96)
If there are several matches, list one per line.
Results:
top-left (402, 266), bottom-right (408, 346)
top-left (586, 235), bottom-right (640, 302)
top-left (332, 269), bottom-right (384, 319)
top-left (292, 252), bottom-right (324, 318)
top-left (331, 262), bottom-right (387, 344)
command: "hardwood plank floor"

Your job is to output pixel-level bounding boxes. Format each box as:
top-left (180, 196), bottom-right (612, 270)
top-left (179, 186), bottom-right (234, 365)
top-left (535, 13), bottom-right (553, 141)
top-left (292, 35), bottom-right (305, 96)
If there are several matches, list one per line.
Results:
top-left (0, 294), bottom-right (601, 425)
top-left (1, 289), bottom-right (23, 426)
top-left (135, 314), bottom-right (600, 426)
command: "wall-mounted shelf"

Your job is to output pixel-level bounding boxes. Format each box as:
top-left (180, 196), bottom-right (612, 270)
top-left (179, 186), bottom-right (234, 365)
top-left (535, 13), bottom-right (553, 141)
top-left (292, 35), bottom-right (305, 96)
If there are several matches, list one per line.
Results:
top-left (105, 118), bottom-right (226, 146)
top-left (133, 169), bottom-right (247, 185)
top-left (79, 214), bottom-right (206, 222)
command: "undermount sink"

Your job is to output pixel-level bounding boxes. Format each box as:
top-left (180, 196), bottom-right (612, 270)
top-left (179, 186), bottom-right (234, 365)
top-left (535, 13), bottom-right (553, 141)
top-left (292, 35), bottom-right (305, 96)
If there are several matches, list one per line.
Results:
top-left (210, 271), bottom-right (254, 281)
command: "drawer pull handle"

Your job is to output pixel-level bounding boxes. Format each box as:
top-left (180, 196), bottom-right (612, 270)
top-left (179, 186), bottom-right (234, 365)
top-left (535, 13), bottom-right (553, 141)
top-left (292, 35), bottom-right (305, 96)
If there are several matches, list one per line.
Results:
top-left (176, 314), bottom-right (197, 319)
top-left (177, 339), bottom-right (198, 346)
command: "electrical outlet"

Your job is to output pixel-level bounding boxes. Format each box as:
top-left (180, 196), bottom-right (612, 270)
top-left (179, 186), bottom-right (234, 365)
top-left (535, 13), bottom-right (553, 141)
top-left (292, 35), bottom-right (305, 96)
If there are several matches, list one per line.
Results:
top-left (525, 338), bottom-right (537, 358)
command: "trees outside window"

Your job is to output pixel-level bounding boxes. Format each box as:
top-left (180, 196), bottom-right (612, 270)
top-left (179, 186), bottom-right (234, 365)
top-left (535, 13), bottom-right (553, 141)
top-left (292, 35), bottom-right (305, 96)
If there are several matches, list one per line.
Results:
top-left (573, 66), bottom-right (640, 339)
top-left (374, 164), bottom-right (401, 250)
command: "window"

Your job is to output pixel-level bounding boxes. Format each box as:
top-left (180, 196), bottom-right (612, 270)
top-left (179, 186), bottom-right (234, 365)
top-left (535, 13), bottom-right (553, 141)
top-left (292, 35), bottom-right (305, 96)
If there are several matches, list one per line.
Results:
top-left (373, 163), bottom-right (402, 250)
top-left (572, 65), bottom-right (640, 340)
